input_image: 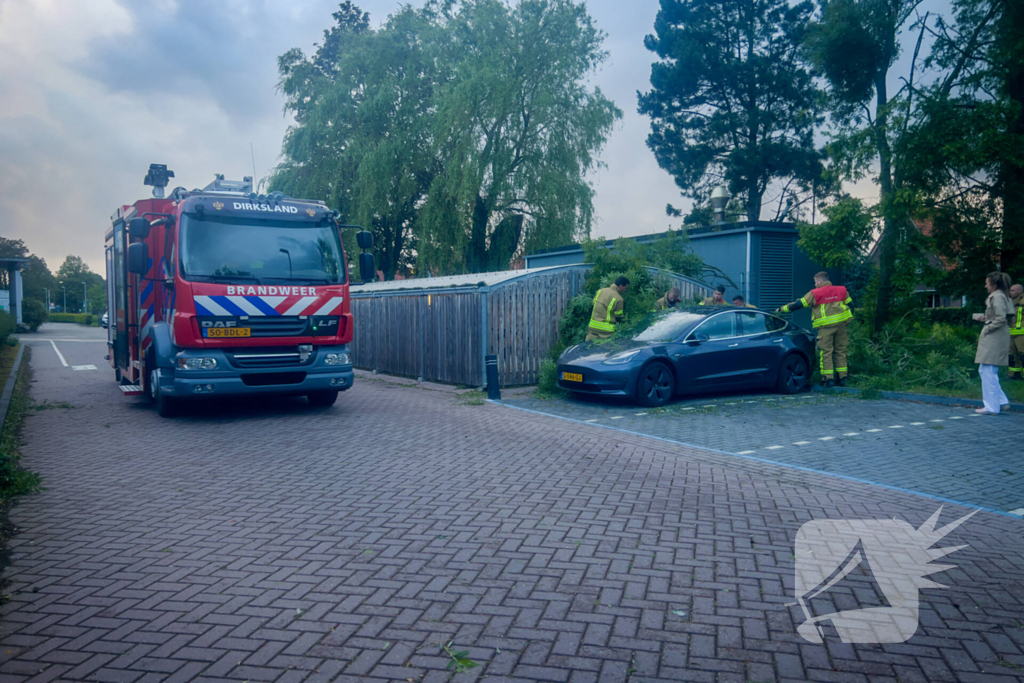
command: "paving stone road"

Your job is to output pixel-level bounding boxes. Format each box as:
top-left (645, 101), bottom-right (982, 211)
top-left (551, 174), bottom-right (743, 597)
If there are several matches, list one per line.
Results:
top-left (501, 390), bottom-right (1024, 516)
top-left (0, 324), bottom-right (1022, 683)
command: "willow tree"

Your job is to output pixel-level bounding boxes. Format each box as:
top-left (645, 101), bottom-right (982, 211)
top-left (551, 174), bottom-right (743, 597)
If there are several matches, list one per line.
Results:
top-left (272, 3), bottom-right (435, 279)
top-left (418, 0), bottom-right (621, 274)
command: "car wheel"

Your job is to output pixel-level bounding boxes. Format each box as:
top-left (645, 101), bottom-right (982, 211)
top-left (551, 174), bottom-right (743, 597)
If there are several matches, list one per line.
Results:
top-left (776, 354), bottom-right (809, 394)
top-left (307, 389), bottom-right (339, 407)
top-left (636, 362), bottom-right (674, 407)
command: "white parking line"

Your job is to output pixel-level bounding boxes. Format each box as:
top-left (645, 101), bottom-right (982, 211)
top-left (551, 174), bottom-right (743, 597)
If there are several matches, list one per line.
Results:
top-left (866, 428), bottom-right (882, 433)
top-left (888, 425), bottom-right (904, 429)
top-left (909, 422), bottom-right (925, 426)
top-left (634, 413), bottom-right (647, 416)
top-left (843, 432), bottom-right (859, 436)
top-left (610, 416), bottom-right (623, 420)
top-left (765, 445), bottom-right (784, 450)
top-left (818, 436), bottom-right (835, 441)
top-left (585, 419), bottom-right (598, 423)
top-left (71, 364), bottom-right (97, 371)
top-left (49, 341), bottom-right (68, 367)
top-left (736, 450), bottom-right (756, 455)
top-left (949, 416), bottom-right (964, 420)
top-left (930, 419), bottom-right (944, 422)
top-left (793, 441), bottom-right (810, 445)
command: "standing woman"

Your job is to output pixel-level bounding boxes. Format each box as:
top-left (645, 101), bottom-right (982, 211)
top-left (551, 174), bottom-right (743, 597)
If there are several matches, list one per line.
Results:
top-left (973, 271), bottom-right (1014, 414)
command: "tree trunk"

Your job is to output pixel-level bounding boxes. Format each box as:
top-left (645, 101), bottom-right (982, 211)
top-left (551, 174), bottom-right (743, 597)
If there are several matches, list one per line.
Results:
top-left (467, 194), bottom-right (490, 273)
top-left (1000, 0), bottom-right (1024, 276)
top-left (873, 74), bottom-right (897, 333)
top-left (746, 181), bottom-right (763, 222)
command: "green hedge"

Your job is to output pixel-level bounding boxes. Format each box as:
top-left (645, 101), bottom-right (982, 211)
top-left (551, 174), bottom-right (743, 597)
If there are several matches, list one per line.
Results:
top-left (0, 311), bottom-right (13, 346)
top-left (49, 312), bottom-right (94, 325)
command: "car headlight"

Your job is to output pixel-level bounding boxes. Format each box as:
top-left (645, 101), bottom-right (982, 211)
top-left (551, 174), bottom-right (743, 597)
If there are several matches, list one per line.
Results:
top-left (177, 357), bottom-right (217, 370)
top-left (324, 352), bottom-right (351, 366)
top-left (602, 349), bottom-right (643, 365)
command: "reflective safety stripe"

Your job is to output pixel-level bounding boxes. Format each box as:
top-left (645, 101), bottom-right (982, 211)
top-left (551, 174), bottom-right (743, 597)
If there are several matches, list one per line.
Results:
top-left (812, 308), bottom-right (853, 328)
top-left (800, 297), bottom-right (809, 307)
top-left (588, 320), bottom-right (615, 332)
top-left (835, 366), bottom-right (848, 372)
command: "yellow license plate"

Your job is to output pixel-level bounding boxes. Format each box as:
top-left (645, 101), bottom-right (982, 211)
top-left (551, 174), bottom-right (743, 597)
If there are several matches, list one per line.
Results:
top-left (204, 327), bottom-right (251, 338)
top-left (561, 372), bottom-right (583, 382)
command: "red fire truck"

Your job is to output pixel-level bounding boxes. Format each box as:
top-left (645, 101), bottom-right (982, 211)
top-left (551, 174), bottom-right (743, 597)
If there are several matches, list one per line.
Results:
top-left (105, 164), bottom-right (374, 417)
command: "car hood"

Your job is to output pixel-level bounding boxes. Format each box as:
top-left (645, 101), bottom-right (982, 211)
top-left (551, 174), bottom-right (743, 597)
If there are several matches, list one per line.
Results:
top-left (559, 338), bottom-right (661, 364)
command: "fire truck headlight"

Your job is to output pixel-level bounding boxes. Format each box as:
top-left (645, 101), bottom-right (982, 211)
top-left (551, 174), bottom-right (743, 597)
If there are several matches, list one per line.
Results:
top-left (178, 357), bottom-right (218, 371)
top-left (324, 352), bottom-right (350, 366)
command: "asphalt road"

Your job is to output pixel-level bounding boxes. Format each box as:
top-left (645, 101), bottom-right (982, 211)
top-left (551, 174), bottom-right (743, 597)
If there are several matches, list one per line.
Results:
top-left (0, 324), bottom-right (1020, 683)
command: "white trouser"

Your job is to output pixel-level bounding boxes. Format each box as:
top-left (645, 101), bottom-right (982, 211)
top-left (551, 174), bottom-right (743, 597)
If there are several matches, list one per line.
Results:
top-left (979, 364), bottom-right (1008, 413)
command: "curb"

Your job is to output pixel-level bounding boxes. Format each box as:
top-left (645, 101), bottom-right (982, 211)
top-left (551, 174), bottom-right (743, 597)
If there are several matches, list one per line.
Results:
top-left (813, 384), bottom-right (1024, 413)
top-left (0, 344), bottom-right (25, 433)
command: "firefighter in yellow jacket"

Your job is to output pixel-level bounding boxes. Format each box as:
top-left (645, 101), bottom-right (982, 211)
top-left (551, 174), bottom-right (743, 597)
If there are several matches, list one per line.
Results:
top-left (586, 276), bottom-right (629, 341)
top-left (776, 272), bottom-right (854, 387)
top-left (653, 287), bottom-right (682, 312)
top-left (700, 285), bottom-right (727, 306)
top-left (1010, 283), bottom-right (1024, 379)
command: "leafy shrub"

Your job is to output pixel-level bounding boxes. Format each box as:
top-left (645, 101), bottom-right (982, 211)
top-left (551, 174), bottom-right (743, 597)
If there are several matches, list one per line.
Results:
top-left (49, 312), bottom-right (93, 325)
top-left (20, 298), bottom-right (47, 332)
top-left (0, 311), bottom-right (13, 346)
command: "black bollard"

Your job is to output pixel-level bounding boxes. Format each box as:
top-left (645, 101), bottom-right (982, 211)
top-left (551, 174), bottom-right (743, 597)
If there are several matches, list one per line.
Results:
top-left (485, 355), bottom-right (501, 401)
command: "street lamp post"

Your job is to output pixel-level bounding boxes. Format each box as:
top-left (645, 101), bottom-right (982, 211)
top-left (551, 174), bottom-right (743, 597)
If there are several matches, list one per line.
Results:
top-left (62, 286), bottom-right (66, 313)
top-left (83, 282), bottom-right (88, 315)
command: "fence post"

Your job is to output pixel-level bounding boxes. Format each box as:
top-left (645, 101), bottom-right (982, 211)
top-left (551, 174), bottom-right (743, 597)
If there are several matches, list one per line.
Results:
top-left (485, 354), bottom-right (500, 401)
top-left (480, 290), bottom-right (488, 390)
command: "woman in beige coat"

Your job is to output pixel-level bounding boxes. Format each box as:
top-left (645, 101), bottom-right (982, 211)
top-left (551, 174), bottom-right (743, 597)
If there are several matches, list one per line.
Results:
top-left (973, 271), bottom-right (1014, 414)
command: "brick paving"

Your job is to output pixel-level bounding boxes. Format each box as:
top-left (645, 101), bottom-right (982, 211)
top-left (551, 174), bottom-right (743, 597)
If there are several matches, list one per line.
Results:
top-left (502, 391), bottom-right (1024, 515)
top-left (0, 333), bottom-right (1022, 682)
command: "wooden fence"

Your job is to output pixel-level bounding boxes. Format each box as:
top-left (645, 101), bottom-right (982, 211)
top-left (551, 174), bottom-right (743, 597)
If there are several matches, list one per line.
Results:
top-left (349, 265), bottom-right (711, 387)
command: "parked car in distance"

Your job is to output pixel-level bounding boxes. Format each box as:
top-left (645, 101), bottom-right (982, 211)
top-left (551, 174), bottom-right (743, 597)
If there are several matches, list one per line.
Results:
top-left (100, 312), bottom-right (108, 328)
top-left (556, 307), bottom-right (815, 407)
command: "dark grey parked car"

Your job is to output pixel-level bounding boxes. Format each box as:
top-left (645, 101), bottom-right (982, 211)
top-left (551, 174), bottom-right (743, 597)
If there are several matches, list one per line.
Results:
top-left (556, 307), bottom-right (815, 407)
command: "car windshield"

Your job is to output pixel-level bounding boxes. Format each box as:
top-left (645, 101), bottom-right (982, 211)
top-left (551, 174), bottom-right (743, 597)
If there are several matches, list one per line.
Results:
top-left (633, 311), bottom-right (705, 342)
top-left (179, 214), bottom-right (346, 284)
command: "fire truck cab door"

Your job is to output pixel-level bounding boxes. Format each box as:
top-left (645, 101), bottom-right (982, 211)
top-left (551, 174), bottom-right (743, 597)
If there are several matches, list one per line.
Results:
top-left (112, 219), bottom-right (129, 372)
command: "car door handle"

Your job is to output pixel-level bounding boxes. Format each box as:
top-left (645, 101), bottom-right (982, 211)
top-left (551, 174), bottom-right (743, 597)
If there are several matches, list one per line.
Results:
top-left (728, 343), bottom-right (739, 347)
top-left (772, 338), bottom-right (783, 343)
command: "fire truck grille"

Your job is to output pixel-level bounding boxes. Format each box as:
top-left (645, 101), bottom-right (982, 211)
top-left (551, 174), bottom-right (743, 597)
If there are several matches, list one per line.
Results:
top-left (225, 347), bottom-right (312, 369)
top-left (245, 317), bottom-right (310, 337)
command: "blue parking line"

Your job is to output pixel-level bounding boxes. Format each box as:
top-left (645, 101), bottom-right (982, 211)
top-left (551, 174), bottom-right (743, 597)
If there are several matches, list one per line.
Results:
top-left (491, 400), bottom-right (1018, 520)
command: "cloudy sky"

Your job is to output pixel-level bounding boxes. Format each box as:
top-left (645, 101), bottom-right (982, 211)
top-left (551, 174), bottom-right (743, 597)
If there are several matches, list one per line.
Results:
top-left (0, 0), bottom-right (947, 276)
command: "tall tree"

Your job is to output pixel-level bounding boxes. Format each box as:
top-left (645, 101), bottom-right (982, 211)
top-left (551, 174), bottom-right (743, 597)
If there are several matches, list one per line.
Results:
top-left (274, 0), bottom-right (620, 278)
top-left (639, 0), bottom-right (823, 222)
top-left (805, 0), bottom-right (935, 331)
top-left (418, 0), bottom-right (621, 274)
top-left (56, 256), bottom-right (103, 314)
top-left (0, 237), bottom-right (58, 305)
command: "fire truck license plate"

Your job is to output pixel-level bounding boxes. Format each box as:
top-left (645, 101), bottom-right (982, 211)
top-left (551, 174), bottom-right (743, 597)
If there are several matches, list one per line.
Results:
top-left (561, 372), bottom-right (583, 382)
top-left (204, 328), bottom-right (251, 338)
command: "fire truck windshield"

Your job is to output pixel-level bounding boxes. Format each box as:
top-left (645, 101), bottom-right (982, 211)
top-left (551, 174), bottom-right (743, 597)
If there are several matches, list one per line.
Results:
top-left (179, 214), bottom-right (346, 285)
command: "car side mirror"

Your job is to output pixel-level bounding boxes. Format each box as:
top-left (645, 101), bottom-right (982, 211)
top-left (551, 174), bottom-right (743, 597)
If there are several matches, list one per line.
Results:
top-left (127, 243), bottom-right (148, 275)
top-left (688, 333), bottom-right (709, 345)
top-left (128, 217), bottom-right (150, 240)
top-left (356, 230), bottom-right (373, 250)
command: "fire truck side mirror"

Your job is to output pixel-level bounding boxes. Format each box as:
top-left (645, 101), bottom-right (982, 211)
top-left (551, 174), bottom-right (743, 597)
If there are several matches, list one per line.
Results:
top-left (128, 217), bottom-right (150, 240)
top-left (359, 252), bottom-right (375, 283)
top-left (128, 243), bottom-right (149, 276)
top-left (356, 230), bottom-right (373, 250)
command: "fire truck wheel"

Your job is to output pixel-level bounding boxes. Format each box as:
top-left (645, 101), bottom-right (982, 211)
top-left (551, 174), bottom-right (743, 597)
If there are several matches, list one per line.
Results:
top-left (307, 389), bottom-right (339, 407)
top-left (147, 359), bottom-right (178, 417)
